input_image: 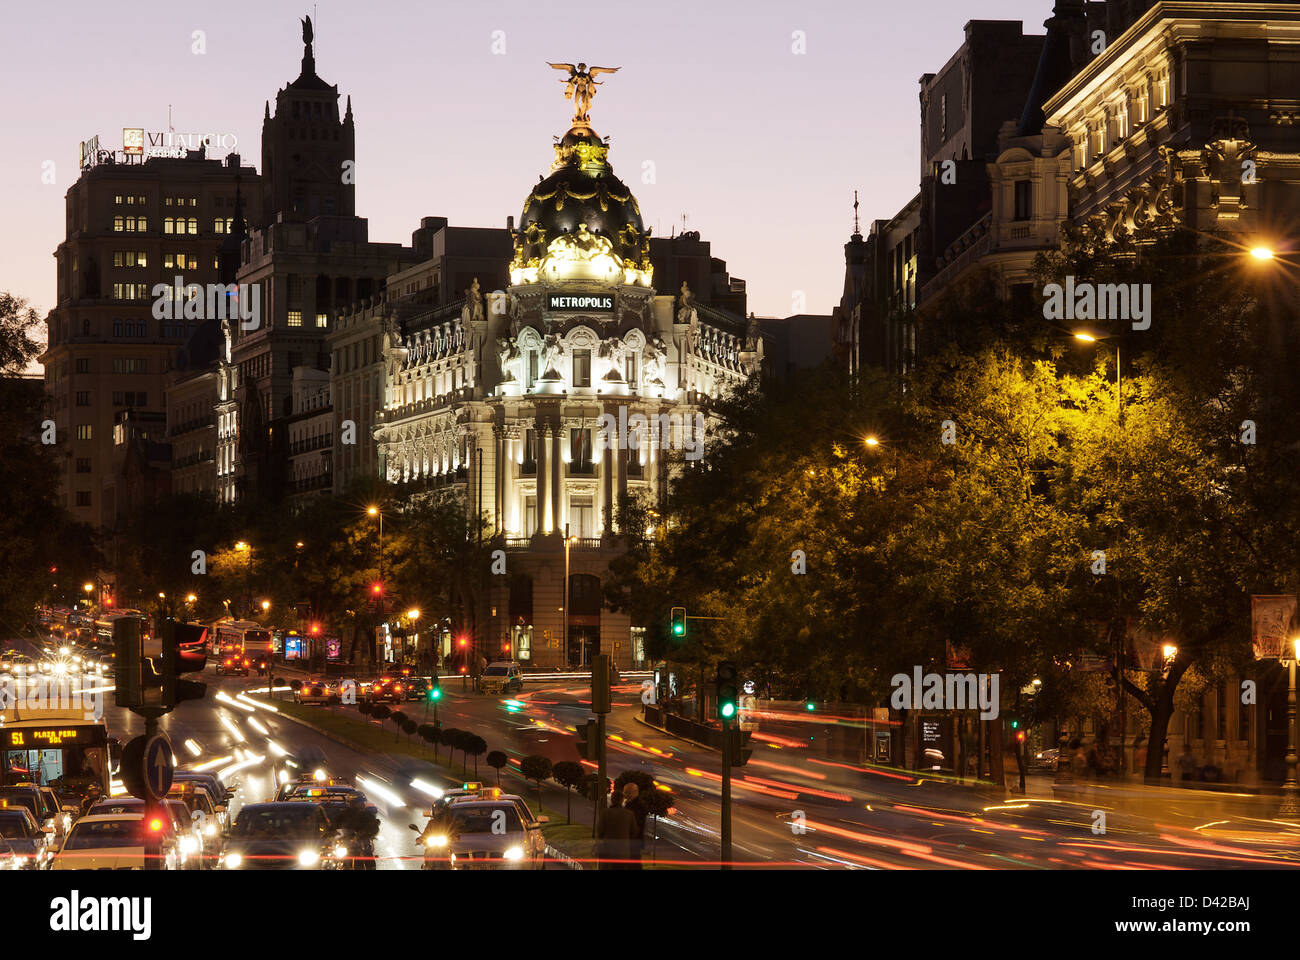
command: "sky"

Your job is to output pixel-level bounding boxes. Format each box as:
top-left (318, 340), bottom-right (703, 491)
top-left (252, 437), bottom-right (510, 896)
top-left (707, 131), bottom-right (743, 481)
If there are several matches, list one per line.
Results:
top-left (0, 0), bottom-right (1057, 330)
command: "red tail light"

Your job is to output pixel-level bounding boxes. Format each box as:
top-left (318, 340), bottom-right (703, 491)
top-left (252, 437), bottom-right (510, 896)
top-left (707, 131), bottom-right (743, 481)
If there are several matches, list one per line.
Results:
top-left (148, 817), bottom-right (163, 832)
top-left (224, 659), bottom-right (232, 666)
top-left (243, 660), bottom-right (250, 667)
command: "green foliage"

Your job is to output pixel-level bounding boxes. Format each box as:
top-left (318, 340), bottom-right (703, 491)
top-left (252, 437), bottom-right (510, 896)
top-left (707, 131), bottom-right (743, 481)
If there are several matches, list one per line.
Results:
top-left (551, 760), bottom-right (585, 823)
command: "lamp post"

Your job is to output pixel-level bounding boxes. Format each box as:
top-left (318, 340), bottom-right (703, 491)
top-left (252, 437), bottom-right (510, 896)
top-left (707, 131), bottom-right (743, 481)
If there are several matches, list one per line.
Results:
top-left (1072, 331), bottom-right (1122, 424)
top-left (563, 527), bottom-right (577, 668)
top-left (235, 541), bottom-right (252, 619)
top-left (367, 505), bottom-right (384, 581)
top-left (1281, 637), bottom-right (1300, 819)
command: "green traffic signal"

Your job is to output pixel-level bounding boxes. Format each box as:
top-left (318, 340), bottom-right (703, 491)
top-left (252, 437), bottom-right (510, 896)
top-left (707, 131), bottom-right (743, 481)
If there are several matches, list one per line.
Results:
top-left (720, 701), bottom-right (736, 719)
top-left (805, 701), bottom-right (815, 712)
top-left (428, 686), bottom-right (442, 702)
top-left (670, 606), bottom-right (686, 637)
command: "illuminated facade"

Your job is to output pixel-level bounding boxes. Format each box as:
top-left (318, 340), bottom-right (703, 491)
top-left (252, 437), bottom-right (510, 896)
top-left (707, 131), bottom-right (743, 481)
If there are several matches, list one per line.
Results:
top-left (373, 67), bottom-right (760, 669)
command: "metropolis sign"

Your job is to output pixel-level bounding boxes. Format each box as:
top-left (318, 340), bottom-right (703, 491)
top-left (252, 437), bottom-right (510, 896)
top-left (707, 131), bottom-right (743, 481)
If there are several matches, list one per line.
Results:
top-left (548, 294), bottom-right (614, 312)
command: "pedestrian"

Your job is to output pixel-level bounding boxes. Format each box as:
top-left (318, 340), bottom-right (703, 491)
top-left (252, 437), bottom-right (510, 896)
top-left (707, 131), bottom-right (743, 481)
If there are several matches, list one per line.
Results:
top-left (595, 790), bottom-right (635, 870)
top-left (1086, 739), bottom-right (1114, 780)
top-left (1069, 738), bottom-right (1088, 780)
top-left (1132, 736), bottom-right (1147, 779)
top-left (1178, 742), bottom-right (1200, 784)
top-left (622, 783), bottom-right (646, 870)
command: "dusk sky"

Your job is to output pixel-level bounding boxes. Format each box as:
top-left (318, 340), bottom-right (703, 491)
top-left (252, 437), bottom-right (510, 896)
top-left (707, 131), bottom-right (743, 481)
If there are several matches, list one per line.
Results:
top-left (2, 0), bottom-right (1054, 329)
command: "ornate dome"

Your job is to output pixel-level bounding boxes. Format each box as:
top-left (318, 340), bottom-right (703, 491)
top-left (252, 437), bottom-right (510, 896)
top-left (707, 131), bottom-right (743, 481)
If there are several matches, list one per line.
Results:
top-left (510, 125), bottom-right (653, 287)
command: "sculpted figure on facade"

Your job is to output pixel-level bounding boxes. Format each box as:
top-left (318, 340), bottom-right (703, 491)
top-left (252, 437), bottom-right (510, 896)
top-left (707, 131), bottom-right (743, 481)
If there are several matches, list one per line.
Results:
top-left (643, 336), bottom-right (666, 386)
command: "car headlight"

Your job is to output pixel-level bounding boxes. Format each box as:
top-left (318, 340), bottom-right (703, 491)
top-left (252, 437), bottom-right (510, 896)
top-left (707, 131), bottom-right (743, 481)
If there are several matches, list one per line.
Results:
top-left (204, 823), bottom-right (217, 837)
top-left (298, 849), bottom-right (320, 867)
top-left (223, 853), bottom-right (242, 869)
top-left (333, 844), bottom-right (348, 858)
top-left (503, 846), bottom-right (524, 861)
top-left (180, 836), bottom-right (198, 853)
top-left (428, 834), bottom-right (448, 848)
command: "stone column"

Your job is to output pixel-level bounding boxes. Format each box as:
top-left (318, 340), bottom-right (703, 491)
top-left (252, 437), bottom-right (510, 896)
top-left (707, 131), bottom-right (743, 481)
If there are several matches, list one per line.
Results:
top-left (537, 422), bottom-right (549, 534)
top-left (550, 424), bottom-right (563, 536)
top-left (601, 412), bottom-right (614, 536)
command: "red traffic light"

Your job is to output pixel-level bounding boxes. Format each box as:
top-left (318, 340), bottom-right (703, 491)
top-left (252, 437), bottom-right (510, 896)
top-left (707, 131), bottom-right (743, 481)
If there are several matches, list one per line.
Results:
top-left (457, 637), bottom-right (468, 648)
top-left (310, 623), bottom-right (321, 635)
top-left (148, 817), bottom-right (164, 832)
top-left (371, 582), bottom-right (383, 596)
top-left (1015, 730), bottom-right (1026, 743)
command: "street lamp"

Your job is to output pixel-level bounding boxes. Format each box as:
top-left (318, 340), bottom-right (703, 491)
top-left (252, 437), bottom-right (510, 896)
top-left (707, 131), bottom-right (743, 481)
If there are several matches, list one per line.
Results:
top-left (367, 505), bottom-right (384, 582)
top-left (1073, 330), bottom-right (1122, 424)
top-left (863, 435), bottom-right (880, 448)
top-left (261, 599), bottom-right (271, 614)
top-left (235, 541), bottom-right (252, 619)
top-left (186, 593), bottom-right (197, 604)
top-left (1250, 245), bottom-right (1275, 261)
top-left (1281, 637), bottom-right (1300, 819)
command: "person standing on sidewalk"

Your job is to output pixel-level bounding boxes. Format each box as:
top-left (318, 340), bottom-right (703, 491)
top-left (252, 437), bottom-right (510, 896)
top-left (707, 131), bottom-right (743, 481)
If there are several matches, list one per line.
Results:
top-left (595, 791), bottom-right (635, 870)
top-left (622, 783), bottom-right (646, 870)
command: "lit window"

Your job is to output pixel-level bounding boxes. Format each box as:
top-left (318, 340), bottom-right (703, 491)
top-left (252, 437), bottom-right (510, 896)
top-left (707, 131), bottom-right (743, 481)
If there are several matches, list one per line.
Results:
top-left (288, 310), bottom-right (303, 327)
top-left (316, 313), bottom-right (328, 328)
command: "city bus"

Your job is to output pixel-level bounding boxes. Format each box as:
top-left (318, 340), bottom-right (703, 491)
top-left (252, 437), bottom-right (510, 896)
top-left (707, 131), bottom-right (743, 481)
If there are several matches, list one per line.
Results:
top-left (211, 619), bottom-right (272, 674)
top-left (0, 694), bottom-right (116, 811)
top-left (93, 610), bottom-right (148, 648)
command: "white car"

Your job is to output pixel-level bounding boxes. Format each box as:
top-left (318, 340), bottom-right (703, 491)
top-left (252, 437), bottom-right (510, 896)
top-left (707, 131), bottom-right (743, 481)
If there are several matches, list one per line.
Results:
top-left (418, 798), bottom-right (548, 870)
top-left (50, 813), bottom-right (179, 870)
top-left (480, 661), bottom-right (524, 694)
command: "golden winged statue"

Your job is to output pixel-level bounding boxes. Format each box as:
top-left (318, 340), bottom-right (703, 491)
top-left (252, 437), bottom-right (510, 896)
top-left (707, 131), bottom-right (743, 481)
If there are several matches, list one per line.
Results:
top-left (547, 62), bottom-right (620, 125)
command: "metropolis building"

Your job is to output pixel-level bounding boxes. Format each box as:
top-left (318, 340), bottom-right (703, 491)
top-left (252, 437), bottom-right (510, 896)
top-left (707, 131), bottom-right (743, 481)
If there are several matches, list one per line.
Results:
top-left (372, 67), bottom-right (762, 669)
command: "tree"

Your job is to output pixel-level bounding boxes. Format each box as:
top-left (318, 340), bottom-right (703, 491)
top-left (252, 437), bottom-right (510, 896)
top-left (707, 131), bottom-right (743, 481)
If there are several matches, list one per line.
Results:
top-left (519, 755), bottom-right (552, 814)
top-left (419, 723), bottom-right (442, 761)
top-left (485, 750), bottom-right (509, 786)
top-left (401, 718), bottom-right (418, 742)
top-left (371, 704), bottom-right (391, 728)
top-left (551, 760), bottom-right (584, 824)
top-left (440, 728), bottom-right (462, 771)
top-left (0, 292), bottom-right (102, 637)
top-left (466, 734), bottom-right (487, 777)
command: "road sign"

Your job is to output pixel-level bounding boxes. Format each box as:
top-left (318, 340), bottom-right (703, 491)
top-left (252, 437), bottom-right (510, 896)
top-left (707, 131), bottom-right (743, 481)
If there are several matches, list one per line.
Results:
top-left (121, 734), bottom-right (174, 801)
top-left (143, 735), bottom-right (174, 799)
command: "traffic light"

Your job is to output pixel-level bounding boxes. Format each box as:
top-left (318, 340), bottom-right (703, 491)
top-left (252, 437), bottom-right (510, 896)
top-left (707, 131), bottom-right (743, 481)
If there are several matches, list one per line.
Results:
top-left (427, 680), bottom-right (442, 703)
top-left (591, 654), bottom-right (611, 714)
top-left (805, 701), bottom-right (816, 712)
top-left (370, 582), bottom-right (384, 597)
top-left (163, 621), bottom-right (209, 708)
top-left (113, 616), bottom-right (143, 710)
top-left (670, 606), bottom-right (686, 638)
top-left (716, 661), bottom-right (738, 721)
top-left (730, 728), bottom-right (754, 767)
top-left (575, 718), bottom-right (598, 761)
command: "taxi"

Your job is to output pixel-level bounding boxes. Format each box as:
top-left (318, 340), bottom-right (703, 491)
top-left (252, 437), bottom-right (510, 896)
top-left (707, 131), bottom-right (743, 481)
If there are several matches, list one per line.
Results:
top-left (414, 789), bottom-right (548, 870)
top-left (295, 678), bottom-right (337, 704)
top-left (366, 676), bottom-right (405, 703)
top-left (217, 652), bottom-right (252, 676)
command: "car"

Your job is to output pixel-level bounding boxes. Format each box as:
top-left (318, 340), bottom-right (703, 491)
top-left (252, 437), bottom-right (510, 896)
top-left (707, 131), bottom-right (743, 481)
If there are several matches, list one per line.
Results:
top-left (480, 661), bottom-right (524, 695)
top-left (171, 774), bottom-right (231, 828)
top-left (168, 782), bottom-right (223, 862)
top-left (219, 802), bottom-right (344, 870)
top-left (0, 784), bottom-right (70, 837)
top-left (217, 653), bottom-right (251, 676)
top-left (282, 787), bottom-right (378, 832)
top-left (88, 797), bottom-right (196, 866)
top-left (173, 771), bottom-right (233, 806)
top-left (1030, 747), bottom-right (1060, 774)
top-left (295, 678), bottom-right (337, 704)
top-left (0, 807), bottom-right (55, 869)
top-left (404, 676), bottom-right (430, 701)
top-left (366, 677), bottom-right (404, 703)
top-left (50, 813), bottom-right (180, 870)
top-left (415, 797), bottom-right (548, 870)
